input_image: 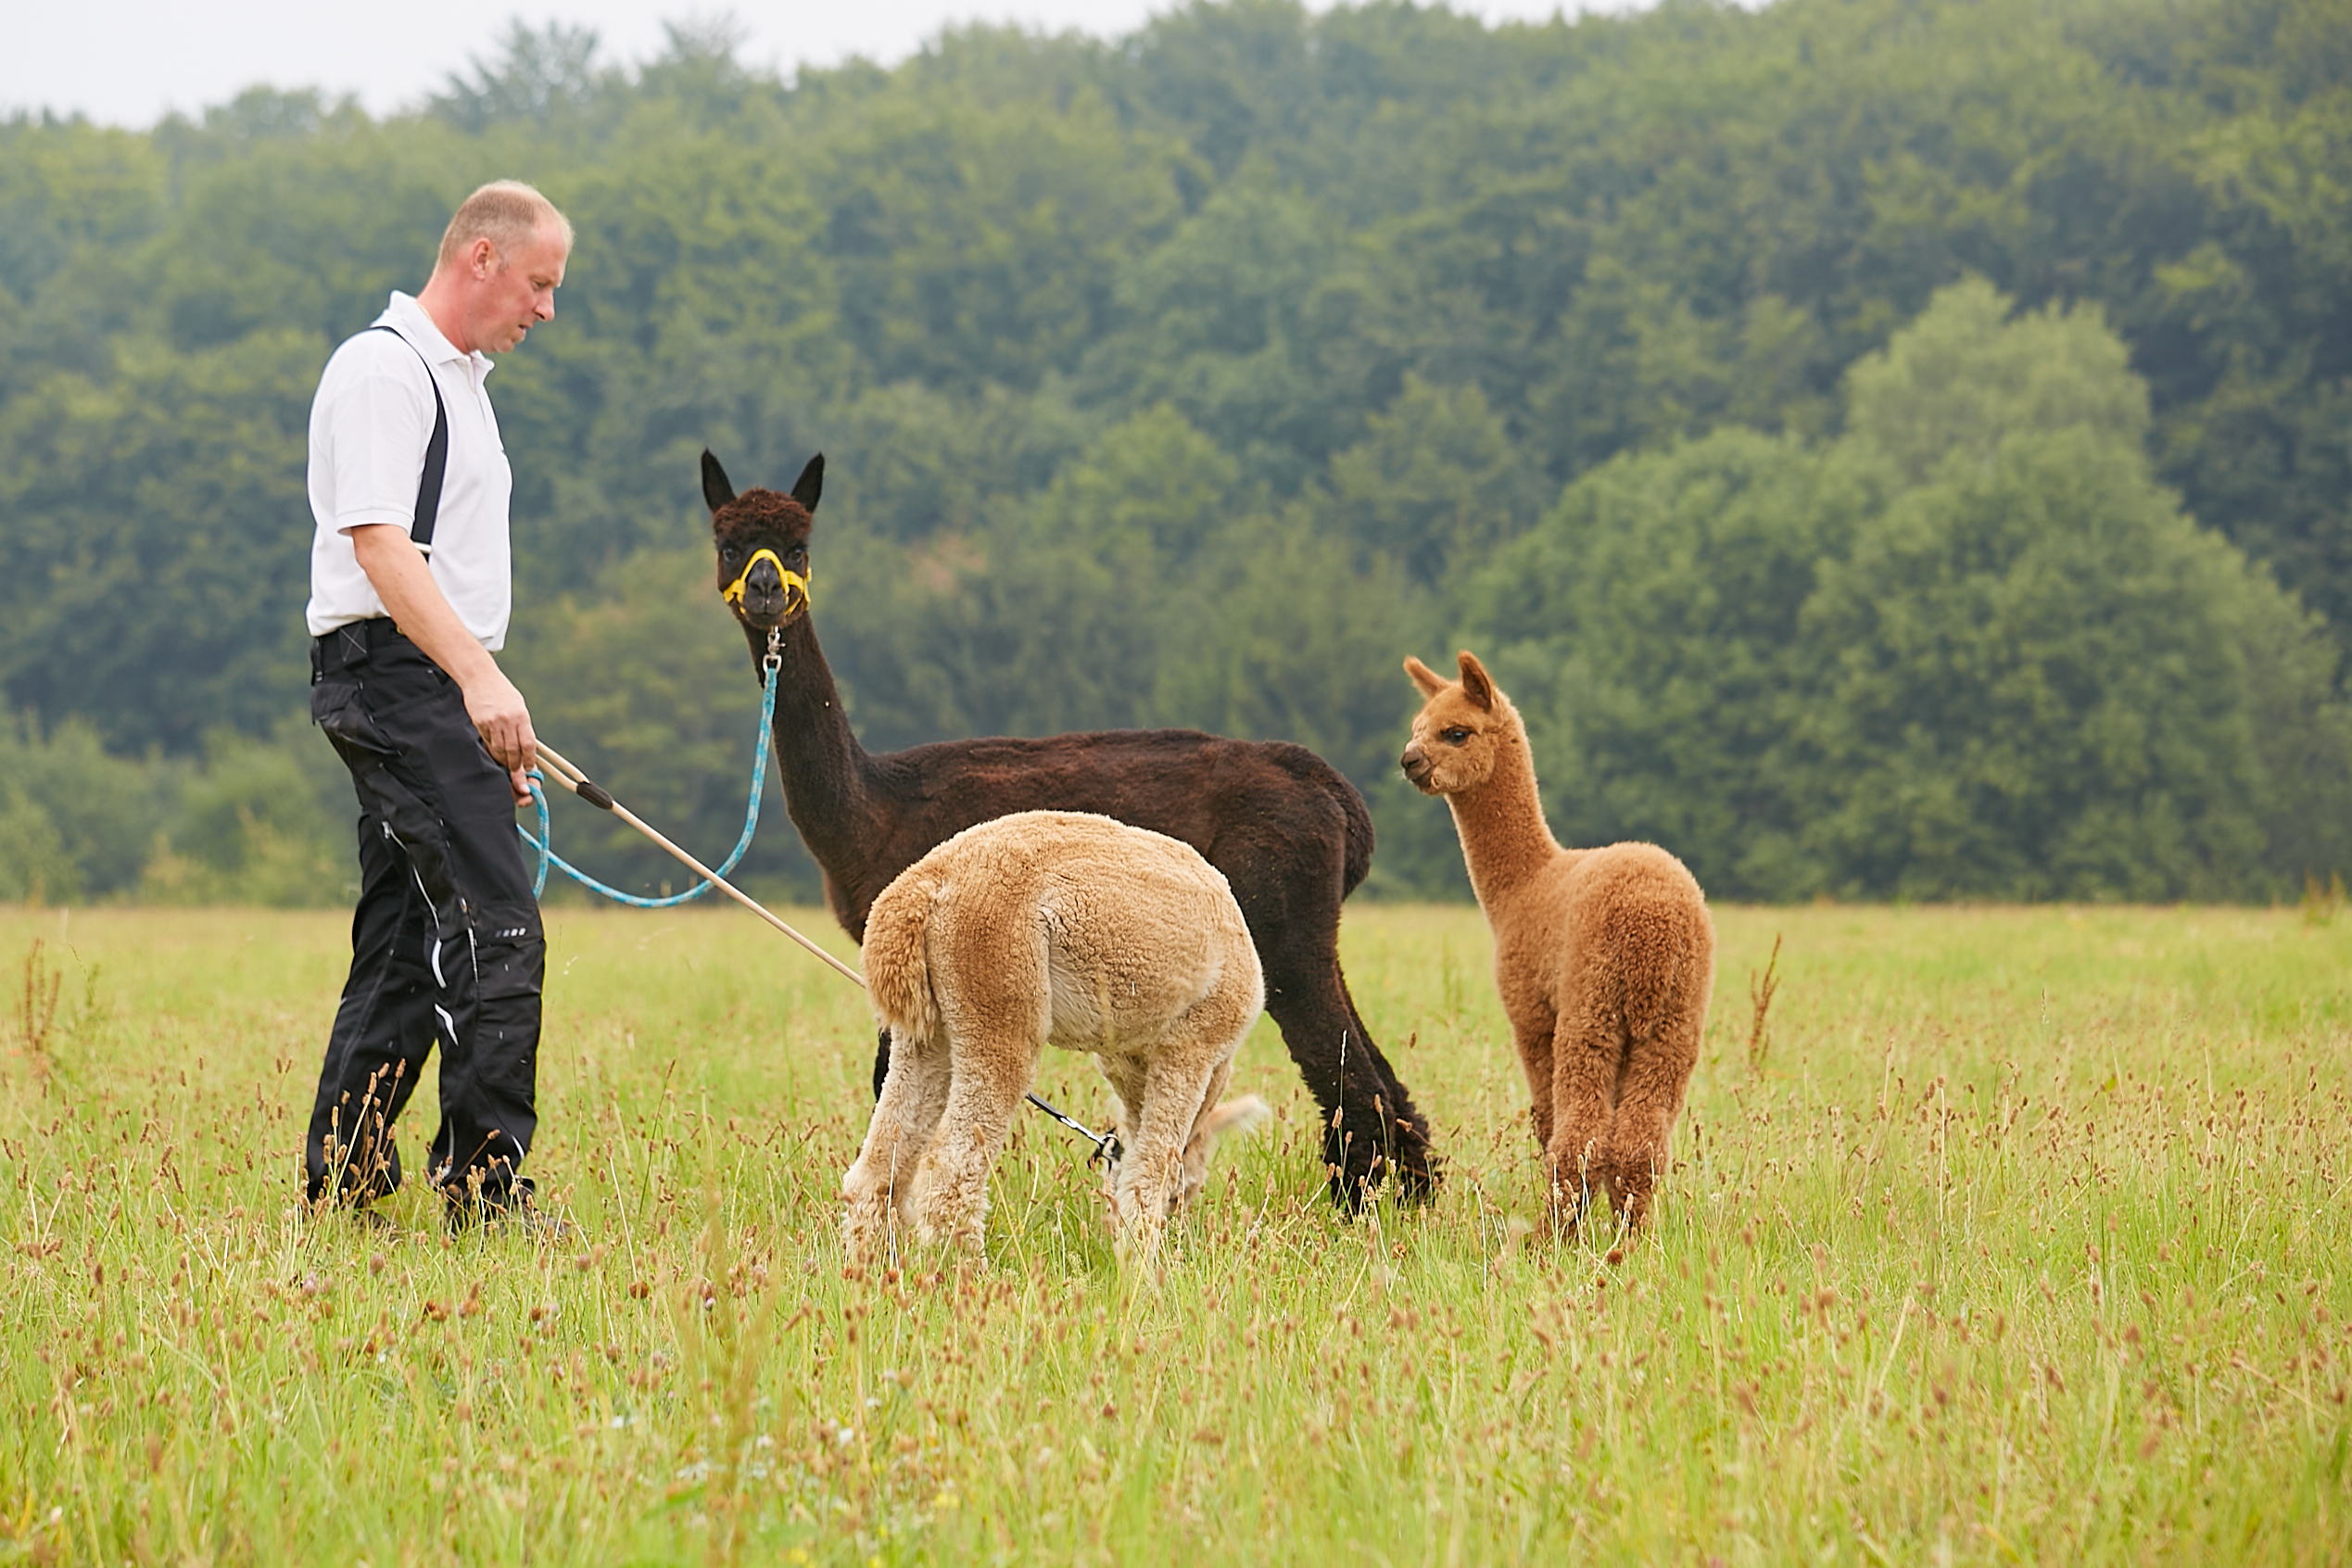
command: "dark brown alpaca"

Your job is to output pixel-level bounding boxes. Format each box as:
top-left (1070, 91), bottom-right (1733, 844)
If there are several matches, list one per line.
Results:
top-left (701, 449), bottom-right (1433, 1208)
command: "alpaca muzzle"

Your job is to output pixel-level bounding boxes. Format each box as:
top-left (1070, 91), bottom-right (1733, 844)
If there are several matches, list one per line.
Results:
top-left (1399, 745), bottom-right (1436, 792)
top-left (722, 549), bottom-right (812, 627)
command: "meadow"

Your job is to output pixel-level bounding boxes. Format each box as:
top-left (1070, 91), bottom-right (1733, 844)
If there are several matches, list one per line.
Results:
top-left (0, 899), bottom-right (2346, 1564)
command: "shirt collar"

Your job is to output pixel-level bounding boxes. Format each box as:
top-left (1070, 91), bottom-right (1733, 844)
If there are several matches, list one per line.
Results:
top-left (383, 291), bottom-right (495, 380)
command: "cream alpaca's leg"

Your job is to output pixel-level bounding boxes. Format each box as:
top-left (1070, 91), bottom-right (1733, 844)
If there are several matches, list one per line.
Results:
top-left (1175, 1056), bottom-right (1235, 1208)
top-left (893, 1031), bottom-right (955, 1229)
top-left (1093, 1053), bottom-right (1149, 1221)
top-left (1547, 1003), bottom-right (1620, 1232)
top-left (1116, 1051), bottom-right (1226, 1271)
top-left (842, 1026), bottom-right (946, 1257)
top-left (910, 1043), bottom-right (1036, 1253)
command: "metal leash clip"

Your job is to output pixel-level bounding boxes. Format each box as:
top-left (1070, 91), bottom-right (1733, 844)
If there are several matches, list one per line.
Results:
top-left (1023, 1092), bottom-right (1123, 1170)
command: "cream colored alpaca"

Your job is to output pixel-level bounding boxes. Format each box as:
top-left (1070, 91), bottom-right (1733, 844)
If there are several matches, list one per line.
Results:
top-left (843, 810), bottom-right (1266, 1268)
top-left (1401, 651), bottom-right (1714, 1229)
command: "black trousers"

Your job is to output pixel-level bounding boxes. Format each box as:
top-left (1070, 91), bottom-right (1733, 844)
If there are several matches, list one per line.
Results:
top-left (304, 619), bottom-right (545, 1211)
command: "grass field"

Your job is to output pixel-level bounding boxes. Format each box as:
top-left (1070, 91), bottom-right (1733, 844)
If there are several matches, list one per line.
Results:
top-left (1, 900), bottom-right (2347, 1565)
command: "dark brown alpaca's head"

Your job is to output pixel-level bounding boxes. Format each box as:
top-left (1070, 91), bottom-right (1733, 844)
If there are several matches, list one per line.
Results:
top-left (702, 449), bottom-right (823, 634)
top-left (1399, 651), bottom-right (1515, 796)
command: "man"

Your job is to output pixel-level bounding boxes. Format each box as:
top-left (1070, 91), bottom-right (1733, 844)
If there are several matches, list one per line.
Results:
top-left (301, 180), bottom-right (571, 1230)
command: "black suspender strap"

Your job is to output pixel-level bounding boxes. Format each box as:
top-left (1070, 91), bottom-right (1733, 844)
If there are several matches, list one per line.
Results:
top-left (365, 324), bottom-right (449, 550)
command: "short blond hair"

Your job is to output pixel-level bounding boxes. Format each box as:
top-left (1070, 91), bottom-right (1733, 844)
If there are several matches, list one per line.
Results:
top-left (436, 180), bottom-right (574, 270)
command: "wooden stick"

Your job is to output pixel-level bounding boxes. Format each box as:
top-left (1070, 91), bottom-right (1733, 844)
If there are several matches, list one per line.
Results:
top-left (532, 740), bottom-right (867, 991)
top-left (532, 744), bottom-right (1114, 1150)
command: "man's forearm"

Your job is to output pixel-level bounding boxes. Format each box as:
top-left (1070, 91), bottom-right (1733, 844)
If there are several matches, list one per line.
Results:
top-left (349, 525), bottom-right (500, 686)
top-left (348, 523), bottom-right (537, 793)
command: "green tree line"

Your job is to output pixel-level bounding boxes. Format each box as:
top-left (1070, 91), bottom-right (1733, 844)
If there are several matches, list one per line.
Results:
top-left (1, 0), bottom-right (2346, 904)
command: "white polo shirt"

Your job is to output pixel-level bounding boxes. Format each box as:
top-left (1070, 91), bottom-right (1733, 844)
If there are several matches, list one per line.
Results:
top-left (304, 291), bottom-right (515, 647)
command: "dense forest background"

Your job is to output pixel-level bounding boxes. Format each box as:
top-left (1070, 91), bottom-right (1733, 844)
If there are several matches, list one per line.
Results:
top-left (3, 0), bottom-right (2349, 906)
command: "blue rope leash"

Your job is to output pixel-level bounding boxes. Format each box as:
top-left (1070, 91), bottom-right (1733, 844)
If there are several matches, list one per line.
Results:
top-left (517, 658), bottom-right (779, 906)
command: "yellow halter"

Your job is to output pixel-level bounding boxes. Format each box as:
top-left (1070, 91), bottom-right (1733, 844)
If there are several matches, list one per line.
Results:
top-left (721, 548), bottom-right (813, 615)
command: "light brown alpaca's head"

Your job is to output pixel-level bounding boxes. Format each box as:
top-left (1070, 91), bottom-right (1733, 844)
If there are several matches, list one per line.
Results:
top-left (1399, 651), bottom-right (1517, 797)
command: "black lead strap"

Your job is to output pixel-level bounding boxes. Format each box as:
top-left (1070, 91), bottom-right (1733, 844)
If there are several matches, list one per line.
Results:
top-left (1024, 1093), bottom-right (1123, 1170)
top-left (366, 324), bottom-right (449, 549)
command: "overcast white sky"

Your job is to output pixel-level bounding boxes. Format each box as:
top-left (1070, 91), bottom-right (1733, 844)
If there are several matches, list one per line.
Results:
top-left (6, 0), bottom-right (1597, 129)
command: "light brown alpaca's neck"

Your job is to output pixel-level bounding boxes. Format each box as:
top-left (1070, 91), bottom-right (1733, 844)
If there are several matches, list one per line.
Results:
top-left (1445, 717), bottom-right (1566, 913)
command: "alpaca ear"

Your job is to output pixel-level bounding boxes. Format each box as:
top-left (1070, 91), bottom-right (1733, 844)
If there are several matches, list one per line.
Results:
top-left (701, 449), bottom-right (737, 514)
top-left (1404, 656), bottom-right (1448, 698)
top-left (790, 453), bottom-right (825, 514)
top-left (1457, 651), bottom-right (1497, 712)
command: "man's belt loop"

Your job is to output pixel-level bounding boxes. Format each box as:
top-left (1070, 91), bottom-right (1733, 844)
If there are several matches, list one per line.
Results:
top-left (312, 618), bottom-right (405, 680)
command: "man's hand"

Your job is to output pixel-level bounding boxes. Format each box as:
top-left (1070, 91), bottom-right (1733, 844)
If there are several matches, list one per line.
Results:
top-left (350, 523), bottom-right (538, 803)
top-left (463, 668), bottom-right (539, 803)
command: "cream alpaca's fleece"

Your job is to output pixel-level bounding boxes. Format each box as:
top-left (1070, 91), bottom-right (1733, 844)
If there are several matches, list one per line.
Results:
top-left (845, 810), bottom-right (1266, 1269)
top-left (1401, 652), bottom-right (1714, 1229)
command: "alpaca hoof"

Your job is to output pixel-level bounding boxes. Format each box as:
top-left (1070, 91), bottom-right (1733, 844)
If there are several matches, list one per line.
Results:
top-left (1113, 1224), bottom-right (1168, 1281)
top-left (1387, 1150), bottom-right (1442, 1206)
top-left (912, 1210), bottom-right (985, 1255)
top-left (841, 1172), bottom-right (902, 1258)
top-left (841, 1217), bottom-right (888, 1263)
top-left (1329, 1135), bottom-right (1440, 1214)
top-left (1327, 1165), bottom-right (1388, 1217)
top-left (1590, 1161), bottom-right (1655, 1230)
top-left (1547, 1172), bottom-right (1595, 1237)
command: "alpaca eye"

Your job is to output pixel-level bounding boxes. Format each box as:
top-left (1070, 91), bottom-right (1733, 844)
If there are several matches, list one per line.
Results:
top-left (1441, 727), bottom-right (1472, 745)
top-left (721, 543), bottom-right (742, 563)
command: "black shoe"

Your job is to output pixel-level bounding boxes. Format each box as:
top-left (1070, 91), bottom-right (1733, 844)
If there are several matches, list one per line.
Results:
top-left (305, 1200), bottom-right (398, 1233)
top-left (449, 1195), bottom-right (577, 1242)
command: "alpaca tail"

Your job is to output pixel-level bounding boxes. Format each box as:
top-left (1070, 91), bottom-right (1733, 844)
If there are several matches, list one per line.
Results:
top-left (1192, 1094), bottom-right (1272, 1157)
top-left (1164, 1093), bottom-right (1274, 1212)
top-left (860, 873), bottom-right (942, 1045)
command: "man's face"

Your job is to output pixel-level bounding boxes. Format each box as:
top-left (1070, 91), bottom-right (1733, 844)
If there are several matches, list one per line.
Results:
top-left (466, 224), bottom-right (569, 354)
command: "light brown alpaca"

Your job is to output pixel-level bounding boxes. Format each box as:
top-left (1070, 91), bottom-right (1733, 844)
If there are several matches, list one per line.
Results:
top-left (843, 811), bottom-right (1267, 1269)
top-left (1400, 651), bottom-right (1714, 1229)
